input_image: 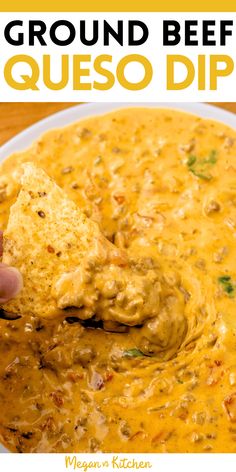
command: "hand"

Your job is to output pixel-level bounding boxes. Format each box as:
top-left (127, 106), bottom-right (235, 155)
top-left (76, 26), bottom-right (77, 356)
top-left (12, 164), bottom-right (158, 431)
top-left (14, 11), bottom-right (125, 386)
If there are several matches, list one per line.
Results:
top-left (0, 231), bottom-right (23, 303)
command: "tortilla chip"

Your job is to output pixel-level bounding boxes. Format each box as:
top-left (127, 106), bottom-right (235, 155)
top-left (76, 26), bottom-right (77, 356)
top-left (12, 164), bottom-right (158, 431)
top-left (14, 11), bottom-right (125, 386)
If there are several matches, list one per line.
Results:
top-left (1, 163), bottom-right (127, 319)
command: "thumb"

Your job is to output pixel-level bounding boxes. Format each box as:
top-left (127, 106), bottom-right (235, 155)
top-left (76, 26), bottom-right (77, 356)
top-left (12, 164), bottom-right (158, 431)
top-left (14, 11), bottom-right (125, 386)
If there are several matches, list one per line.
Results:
top-left (0, 264), bottom-right (23, 303)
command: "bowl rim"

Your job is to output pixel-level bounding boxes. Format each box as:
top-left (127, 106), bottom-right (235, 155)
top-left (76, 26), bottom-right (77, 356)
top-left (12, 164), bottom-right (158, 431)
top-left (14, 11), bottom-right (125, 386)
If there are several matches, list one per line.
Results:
top-left (0, 102), bottom-right (236, 163)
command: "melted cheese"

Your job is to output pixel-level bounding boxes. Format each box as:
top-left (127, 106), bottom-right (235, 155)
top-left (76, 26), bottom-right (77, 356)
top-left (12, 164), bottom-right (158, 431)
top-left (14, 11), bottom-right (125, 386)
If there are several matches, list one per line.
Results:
top-left (0, 107), bottom-right (236, 453)
top-left (1, 162), bottom-right (161, 327)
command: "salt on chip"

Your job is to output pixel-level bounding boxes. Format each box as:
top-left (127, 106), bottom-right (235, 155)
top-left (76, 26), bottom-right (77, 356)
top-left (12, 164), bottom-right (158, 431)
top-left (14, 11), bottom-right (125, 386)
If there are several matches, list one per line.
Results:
top-left (1, 163), bottom-right (127, 319)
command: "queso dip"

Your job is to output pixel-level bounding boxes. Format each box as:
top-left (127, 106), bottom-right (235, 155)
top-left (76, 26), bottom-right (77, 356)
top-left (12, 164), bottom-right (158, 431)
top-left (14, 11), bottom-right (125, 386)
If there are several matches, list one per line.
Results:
top-left (0, 107), bottom-right (236, 453)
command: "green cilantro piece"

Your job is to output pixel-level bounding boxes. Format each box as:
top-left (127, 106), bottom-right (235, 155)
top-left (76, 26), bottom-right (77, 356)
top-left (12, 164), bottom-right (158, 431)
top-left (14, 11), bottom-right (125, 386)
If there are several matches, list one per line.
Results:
top-left (205, 149), bottom-right (217, 164)
top-left (187, 155), bottom-right (197, 167)
top-left (189, 169), bottom-right (212, 180)
top-left (187, 149), bottom-right (217, 181)
top-left (218, 275), bottom-right (231, 283)
top-left (123, 348), bottom-right (146, 358)
top-left (218, 275), bottom-right (235, 297)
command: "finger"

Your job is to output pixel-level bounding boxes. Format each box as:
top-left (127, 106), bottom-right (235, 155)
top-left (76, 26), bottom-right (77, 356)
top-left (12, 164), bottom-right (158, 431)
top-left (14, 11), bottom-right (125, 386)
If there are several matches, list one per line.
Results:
top-left (0, 265), bottom-right (23, 303)
top-left (0, 231), bottom-right (3, 257)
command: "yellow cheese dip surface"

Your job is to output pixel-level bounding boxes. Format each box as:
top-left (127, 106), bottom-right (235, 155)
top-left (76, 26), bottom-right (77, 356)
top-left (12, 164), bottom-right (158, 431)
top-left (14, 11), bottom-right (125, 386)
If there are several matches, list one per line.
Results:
top-left (0, 107), bottom-right (236, 453)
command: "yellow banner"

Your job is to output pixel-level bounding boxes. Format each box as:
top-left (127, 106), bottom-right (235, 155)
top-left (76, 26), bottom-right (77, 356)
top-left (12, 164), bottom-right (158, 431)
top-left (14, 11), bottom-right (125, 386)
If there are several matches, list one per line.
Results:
top-left (1, 0), bottom-right (236, 12)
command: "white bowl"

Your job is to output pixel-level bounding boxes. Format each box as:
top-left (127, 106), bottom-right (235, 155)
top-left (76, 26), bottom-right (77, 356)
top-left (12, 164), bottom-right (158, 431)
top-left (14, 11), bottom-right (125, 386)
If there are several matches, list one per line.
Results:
top-left (0, 102), bottom-right (235, 453)
top-left (1, 103), bottom-right (236, 163)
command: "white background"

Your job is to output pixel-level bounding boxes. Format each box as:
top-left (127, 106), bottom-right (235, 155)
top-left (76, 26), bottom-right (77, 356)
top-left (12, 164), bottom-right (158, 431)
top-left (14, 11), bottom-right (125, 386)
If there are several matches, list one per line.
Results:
top-left (0, 12), bottom-right (235, 101)
top-left (1, 453), bottom-right (236, 471)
